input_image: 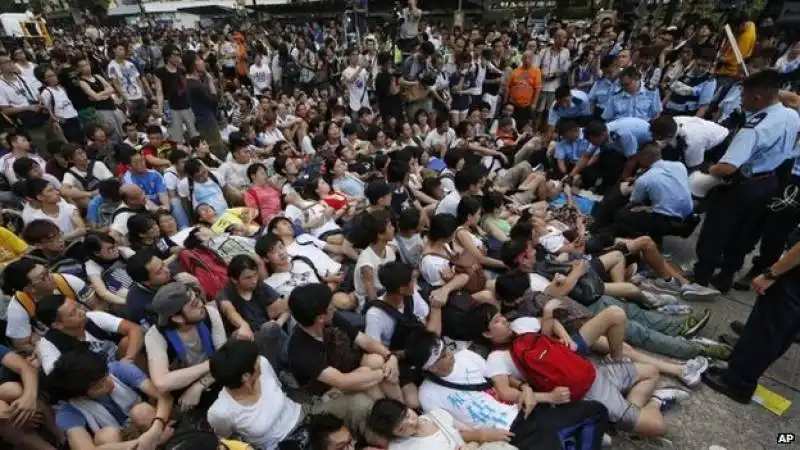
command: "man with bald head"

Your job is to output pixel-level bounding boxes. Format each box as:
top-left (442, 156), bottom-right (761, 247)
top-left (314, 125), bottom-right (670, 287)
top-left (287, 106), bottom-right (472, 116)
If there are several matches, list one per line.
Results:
top-left (535, 29), bottom-right (571, 130)
top-left (504, 50), bottom-right (542, 128)
top-left (110, 184), bottom-right (151, 243)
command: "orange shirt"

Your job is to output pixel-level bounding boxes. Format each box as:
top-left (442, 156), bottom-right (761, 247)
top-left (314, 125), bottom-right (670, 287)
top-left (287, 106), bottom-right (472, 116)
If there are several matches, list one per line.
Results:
top-left (507, 66), bottom-right (542, 108)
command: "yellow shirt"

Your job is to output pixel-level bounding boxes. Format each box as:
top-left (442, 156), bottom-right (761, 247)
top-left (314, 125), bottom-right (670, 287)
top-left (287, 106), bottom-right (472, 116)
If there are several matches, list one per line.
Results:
top-left (0, 226), bottom-right (27, 266)
top-left (220, 439), bottom-right (253, 450)
top-left (212, 208), bottom-right (260, 235)
top-left (718, 21), bottom-right (756, 77)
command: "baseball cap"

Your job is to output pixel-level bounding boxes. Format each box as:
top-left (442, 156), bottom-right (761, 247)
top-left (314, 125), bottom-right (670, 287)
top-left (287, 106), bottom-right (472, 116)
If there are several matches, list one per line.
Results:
top-left (151, 282), bottom-right (191, 327)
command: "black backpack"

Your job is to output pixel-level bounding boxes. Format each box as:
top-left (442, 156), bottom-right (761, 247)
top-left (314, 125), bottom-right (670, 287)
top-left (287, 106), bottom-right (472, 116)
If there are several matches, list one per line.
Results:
top-left (67, 161), bottom-right (100, 191)
top-left (364, 296), bottom-right (425, 351)
top-left (43, 319), bottom-right (121, 355)
top-left (284, 57), bottom-right (301, 82)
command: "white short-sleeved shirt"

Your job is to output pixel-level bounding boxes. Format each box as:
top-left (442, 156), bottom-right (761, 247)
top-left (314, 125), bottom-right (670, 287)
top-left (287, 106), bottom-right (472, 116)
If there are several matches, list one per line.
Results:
top-left (163, 168), bottom-right (183, 193)
top-left (38, 311), bottom-right (123, 374)
top-left (62, 162), bottom-right (114, 189)
top-left (538, 226), bottom-right (568, 254)
top-left (207, 356), bottom-right (302, 449)
top-left (5, 274), bottom-right (89, 340)
top-left (218, 160), bottom-right (253, 191)
top-left (85, 247), bottom-right (136, 278)
top-left (107, 59), bottom-right (144, 101)
top-left (22, 201), bottom-right (78, 234)
top-left (434, 190), bottom-right (461, 217)
top-left (249, 64), bottom-right (272, 94)
top-left (672, 116), bottom-right (730, 168)
top-left (419, 253), bottom-right (450, 288)
top-left (354, 245), bottom-right (397, 301)
top-left (364, 292), bottom-right (430, 346)
top-left (110, 205), bottom-right (135, 238)
top-left (529, 273), bottom-right (552, 293)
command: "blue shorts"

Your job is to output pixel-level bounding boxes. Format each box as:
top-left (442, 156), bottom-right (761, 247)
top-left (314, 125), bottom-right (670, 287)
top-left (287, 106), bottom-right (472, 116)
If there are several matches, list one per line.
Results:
top-left (571, 332), bottom-right (591, 356)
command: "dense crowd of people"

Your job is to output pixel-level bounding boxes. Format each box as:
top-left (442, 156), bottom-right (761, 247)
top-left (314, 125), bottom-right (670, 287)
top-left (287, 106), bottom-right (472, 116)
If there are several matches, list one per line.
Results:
top-left (0, 4), bottom-right (799, 450)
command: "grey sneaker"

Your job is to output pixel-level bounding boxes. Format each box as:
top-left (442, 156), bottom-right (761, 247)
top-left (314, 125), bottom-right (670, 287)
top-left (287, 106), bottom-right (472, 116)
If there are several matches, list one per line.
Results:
top-left (680, 283), bottom-right (721, 301)
top-left (652, 387), bottom-right (692, 412)
top-left (646, 277), bottom-right (683, 294)
top-left (680, 356), bottom-right (710, 387)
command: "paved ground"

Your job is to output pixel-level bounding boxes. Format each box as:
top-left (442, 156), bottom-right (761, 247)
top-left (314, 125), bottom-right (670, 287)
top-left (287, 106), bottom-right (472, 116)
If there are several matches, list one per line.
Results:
top-left (614, 234), bottom-right (800, 450)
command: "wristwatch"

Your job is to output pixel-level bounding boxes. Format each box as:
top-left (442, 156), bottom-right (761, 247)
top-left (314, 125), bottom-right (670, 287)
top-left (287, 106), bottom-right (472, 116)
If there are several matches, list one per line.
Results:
top-left (763, 268), bottom-right (779, 280)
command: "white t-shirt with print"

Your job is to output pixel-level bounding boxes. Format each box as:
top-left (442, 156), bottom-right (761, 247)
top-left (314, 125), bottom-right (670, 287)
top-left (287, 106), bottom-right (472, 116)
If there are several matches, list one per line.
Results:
top-left (342, 66), bottom-right (369, 112)
top-left (107, 59), bottom-right (144, 101)
top-left (38, 310), bottom-right (123, 375)
top-left (286, 235), bottom-right (341, 277)
top-left (538, 226), bottom-right (568, 254)
top-left (249, 64), bottom-right (272, 94)
top-left (218, 160), bottom-right (253, 190)
top-left (284, 203), bottom-right (341, 239)
top-left (265, 259), bottom-right (323, 298)
top-left (41, 86), bottom-right (78, 120)
top-left (418, 349), bottom-right (519, 430)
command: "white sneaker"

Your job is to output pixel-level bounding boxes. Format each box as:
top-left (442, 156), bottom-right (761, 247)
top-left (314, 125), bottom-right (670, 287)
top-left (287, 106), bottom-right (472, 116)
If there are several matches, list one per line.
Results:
top-left (653, 387), bottom-right (692, 412)
top-left (602, 433), bottom-right (613, 447)
top-left (642, 291), bottom-right (681, 308)
top-left (648, 277), bottom-right (683, 294)
top-left (680, 356), bottom-right (710, 387)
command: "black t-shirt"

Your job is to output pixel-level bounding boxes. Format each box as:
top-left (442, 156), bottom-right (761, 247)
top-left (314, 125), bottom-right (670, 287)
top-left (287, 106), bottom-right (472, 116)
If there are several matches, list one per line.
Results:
top-left (375, 71), bottom-right (403, 119)
top-left (217, 283), bottom-right (280, 331)
top-left (58, 66), bottom-right (91, 111)
top-left (287, 312), bottom-right (361, 396)
top-left (357, 123), bottom-right (379, 142)
top-left (483, 67), bottom-right (502, 96)
top-left (155, 66), bottom-right (191, 110)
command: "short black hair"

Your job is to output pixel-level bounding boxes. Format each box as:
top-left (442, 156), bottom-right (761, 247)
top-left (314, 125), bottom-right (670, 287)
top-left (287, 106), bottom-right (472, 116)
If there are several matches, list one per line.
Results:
top-left (500, 238), bottom-right (529, 268)
top-left (2, 258), bottom-right (38, 294)
top-left (22, 219), bottom-right (60, 245)
top-left (555, 85), bottom-right (572, 100)
top-left (228, 254), bottom-right (258, 280)
top-left (35, 294), bottom-right (68, 328)
top-left (12, 157), bottom-right (38, 180)
top-left (367, 398), bottom-right (407, 439)
top-left (378, 261), bottom-right (413, 293)
top-left (584, 120), bottom-right (608, 138)
top-left (556, 119), bottom-right (580, 137)
top-left (127, 213), bottom-right (158, 246)
top-left (428, 213), bottom-right (458, 241)
top-left (649, 115), bottom-right (678, 140)
top-left (742, 69), bottom-right (782, 98)
top-left (267, 216), bottom-right (293, 235)
top-left (456, 196), bottom-right (482, 226)
top-left (361, 209), bottom-right (394, 245)
top-left (168, 149), bottom-right (188, 165)
top-left (98, 179), bottom-right (122, 202)
top-left (185, 158), bottom-right (206, 178)
top-left (127, 248), bottom-right (158, 283)
top-left (495, 269), bottom-right (531, 303)
top-left (289, 283), bottom-right (333, 327)
top-left (397, 207), bottom-right (421, 232)
top-left (443, 147), bottom-right (465, 169)
top-left (454, 165), bottom-right (484, 193)
top-left (308, 414), bottom-right (347, 450)
top-left (404, 329), bottom-right (440, 372)
top-left (247, 163), bottom-right (267, 182)
top-left (619, 66), bottom-right (641, 80)
top-left (26, 178), bottom-right (50, 199)
top-left (255, 233), bottom-right (282, 258)
top-left (386, 159), bottom-right (409, 183)
top-left (209, 339), bottom-right (260, 389)
top-left (46, 349), bottom-right (109, 402)
top-left (145, 124), bottom-right (163, 136)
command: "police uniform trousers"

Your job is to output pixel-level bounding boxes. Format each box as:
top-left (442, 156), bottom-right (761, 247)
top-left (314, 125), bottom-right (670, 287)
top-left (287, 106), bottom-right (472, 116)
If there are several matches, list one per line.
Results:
top-left (722, 273), bottom-right (800, 397)
top-left (593, 149), bottom-right (628, 192)
top-left (749, 172), bottom-right (800, 274)
top-left (694, 173), bottom-right (779, 285)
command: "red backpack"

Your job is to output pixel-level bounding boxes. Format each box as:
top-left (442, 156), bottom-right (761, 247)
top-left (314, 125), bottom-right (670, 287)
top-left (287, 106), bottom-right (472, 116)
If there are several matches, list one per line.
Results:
top-left (177, 248), bottom-right (228, 300)
top-left (510, 333), bottom-right (597, 400)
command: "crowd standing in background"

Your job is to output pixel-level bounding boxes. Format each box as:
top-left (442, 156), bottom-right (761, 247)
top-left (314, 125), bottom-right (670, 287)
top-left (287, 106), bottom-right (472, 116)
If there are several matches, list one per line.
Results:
top-left (0, 3), bottom-right (800, 449)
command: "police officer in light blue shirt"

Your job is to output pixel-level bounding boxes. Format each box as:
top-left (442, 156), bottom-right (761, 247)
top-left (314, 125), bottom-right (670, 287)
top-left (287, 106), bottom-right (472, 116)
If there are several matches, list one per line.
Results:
top-left (663, 49), bottom-right (717, 117)
top-left (602, 66), bottom-right (662, 121)
top-left (553, 119), bottom-right (592, 178)
top-left (547, 86), bottom-right (592, 127)
top-left (694, 70), bottom-right (800, 292)
top-left (630, 145), bottom-right (694, 220)
top-left (588, 55), bottom-right (618, 118)
top-left (575, 117), bottom-right (652, 191)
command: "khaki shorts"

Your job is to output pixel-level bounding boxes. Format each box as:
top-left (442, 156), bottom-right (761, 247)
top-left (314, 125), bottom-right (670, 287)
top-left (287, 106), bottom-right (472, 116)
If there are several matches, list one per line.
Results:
top-left (583, 358), bottom-right (640, 430)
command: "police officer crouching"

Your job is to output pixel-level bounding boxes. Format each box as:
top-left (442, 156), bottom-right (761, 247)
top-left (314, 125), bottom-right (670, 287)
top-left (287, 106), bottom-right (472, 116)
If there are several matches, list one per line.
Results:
top-left (547, 85), bottom-right (592, 135)
top-left (703, 235), bottom-right (800, 403)
top-left (663, 48), bottom-right (717, 118)
top-left (692, 70), bottom-right (800, 292)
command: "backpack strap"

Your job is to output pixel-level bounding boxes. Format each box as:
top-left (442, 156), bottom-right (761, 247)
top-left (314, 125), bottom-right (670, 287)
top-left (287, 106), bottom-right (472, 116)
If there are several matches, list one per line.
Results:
top-left (53, 274), bottom-right (76, 301)
top-left (15, 292), bottom-right (36, 317)
top-left (162, 315), bottom-right (214, 364)
top-left (426, 374), bottom-right (493, 391)
top-left (67, 167), bottom-right (90, 190)
top-left (85, 318), bottom-right (117, 343)
top-left (291, 255), bottom-right (325, 283)
top-left (365, 296), bottom-right (416, 323)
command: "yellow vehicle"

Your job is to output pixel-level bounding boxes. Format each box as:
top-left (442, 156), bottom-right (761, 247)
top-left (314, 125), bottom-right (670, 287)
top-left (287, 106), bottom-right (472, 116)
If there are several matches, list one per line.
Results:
top-left (0, 13), bottom-right (53, 47)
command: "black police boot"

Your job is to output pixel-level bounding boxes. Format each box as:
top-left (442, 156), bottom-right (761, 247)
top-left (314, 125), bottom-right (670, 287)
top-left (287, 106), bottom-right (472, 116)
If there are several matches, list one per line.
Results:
top-left (732, 266), bottom-right (760, 291)
top-left (730, 320), bottom-right (745, 335)
top-left (710, 272), bottom-right (734, 294)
